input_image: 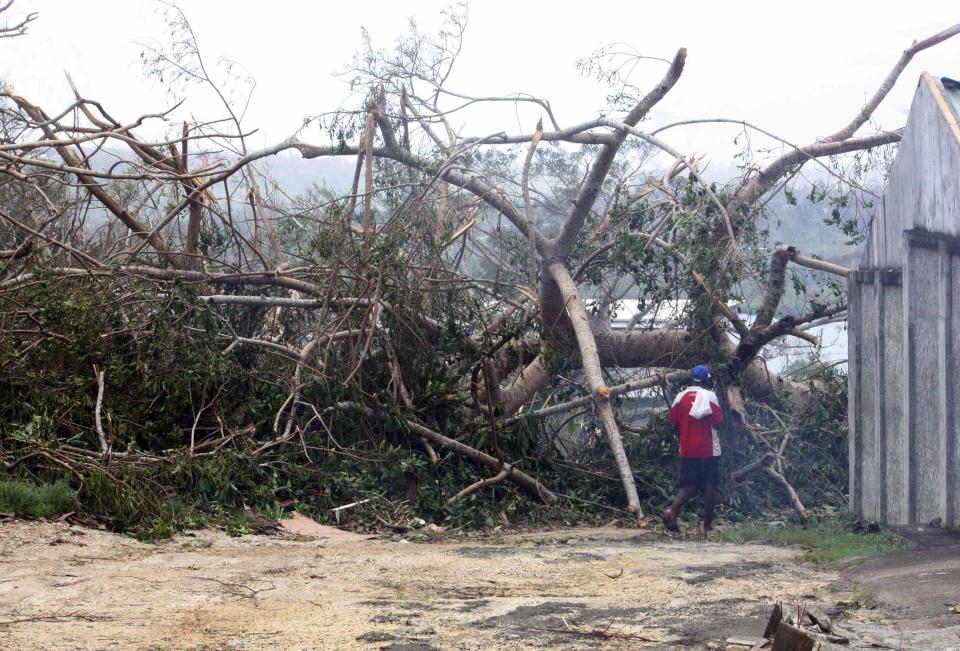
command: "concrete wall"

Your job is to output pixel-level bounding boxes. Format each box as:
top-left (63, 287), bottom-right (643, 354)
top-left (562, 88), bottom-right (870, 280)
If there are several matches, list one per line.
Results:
top-left (850, 74), bottom-right (960, 526)
top-left (850, 238), bottom-right (959, 525)
top-left (862, 75), bottom-right (960, 269)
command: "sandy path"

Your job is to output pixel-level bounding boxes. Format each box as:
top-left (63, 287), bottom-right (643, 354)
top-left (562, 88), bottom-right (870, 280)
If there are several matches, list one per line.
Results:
top-left (0, 521), bottom-right (845, 650)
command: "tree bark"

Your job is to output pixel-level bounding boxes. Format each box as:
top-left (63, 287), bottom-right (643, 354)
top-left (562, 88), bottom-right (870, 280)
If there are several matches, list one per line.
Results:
top-left (545, 259), bottom-right (641, 514)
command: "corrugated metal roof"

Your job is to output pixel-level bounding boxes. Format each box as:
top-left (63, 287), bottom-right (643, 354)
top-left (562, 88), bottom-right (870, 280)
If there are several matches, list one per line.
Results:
top-left (942, 77), bottom-right (960, 121)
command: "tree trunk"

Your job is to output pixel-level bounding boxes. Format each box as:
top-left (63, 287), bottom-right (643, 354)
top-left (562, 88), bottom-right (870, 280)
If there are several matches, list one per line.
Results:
top-left (545, 259), bottom-right (641, 515)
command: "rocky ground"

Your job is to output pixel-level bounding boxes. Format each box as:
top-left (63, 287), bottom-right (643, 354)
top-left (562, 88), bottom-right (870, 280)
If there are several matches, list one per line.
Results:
top-left (0, 521), bottom-right (957, 650)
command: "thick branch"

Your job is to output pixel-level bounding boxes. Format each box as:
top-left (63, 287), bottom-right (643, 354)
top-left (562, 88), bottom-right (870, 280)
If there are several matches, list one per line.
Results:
top-left (180, 123), bottom-right (203, 266)
top-left (545, 259), bottom-right (641, 514)
top-left (2, 266), bottom-right (322, 294)
top-left (9, 95), bottom-right (177, 263)
top-left (735, 130), bottom-right (902, 206)
top-left (790, 250), bottom-right (850, 277)
top-left (497, 355), bottom-right (551, 415)
top-left (336, 401), bottom-right (556, 503)
top-left (753, 245), bottom-right (794, 331)
top-left (828, 22), bottom-right (960, 142)
top-left (92, 365), bottom-right (108, 454)
top-left (505, 370), bottom-right (686, 425)
top-left (554, 48), bottom-right (686, 257)
top-left (736, 23), bottom-right (960, 206)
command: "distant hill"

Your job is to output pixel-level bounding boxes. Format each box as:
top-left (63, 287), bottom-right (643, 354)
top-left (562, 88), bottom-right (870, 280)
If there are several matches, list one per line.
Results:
top-left (755, 184), bottom-right (877, 268)
top-left (256, 153), bottom-right (357, 196)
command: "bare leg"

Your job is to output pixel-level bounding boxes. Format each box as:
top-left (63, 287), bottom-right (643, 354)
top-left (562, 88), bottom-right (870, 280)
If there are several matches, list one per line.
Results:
top-left (702, 482), bottom-right (717, 531)
top-left (663, 486), bottom-right (698, 530)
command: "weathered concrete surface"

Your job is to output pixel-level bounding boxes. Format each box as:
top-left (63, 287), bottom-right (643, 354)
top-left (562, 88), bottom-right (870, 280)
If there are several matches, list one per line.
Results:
top-left (841, 526), bottom-right (960, 650)
top-left (844, 526), bottom-right (960, 628)
top-left (862, 75), bottom-right (960, 269)
top-left (850, 73), bottom-right (960, 527)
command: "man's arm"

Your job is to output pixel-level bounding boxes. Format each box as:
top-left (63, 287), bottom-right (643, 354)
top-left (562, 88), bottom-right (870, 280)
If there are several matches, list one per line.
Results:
top-left (668, 402), bottom-right (680, 427)
top-left (710, 391), bottom-right (723, 427)
top-left (709, 399), bottom-right (723, 426)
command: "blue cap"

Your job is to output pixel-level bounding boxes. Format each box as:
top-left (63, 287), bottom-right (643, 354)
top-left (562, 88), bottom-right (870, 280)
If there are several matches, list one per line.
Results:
top-left (691, 365), bottom-right (711, 383)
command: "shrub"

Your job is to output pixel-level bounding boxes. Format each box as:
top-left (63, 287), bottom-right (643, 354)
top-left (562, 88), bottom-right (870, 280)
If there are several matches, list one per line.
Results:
top-left (0, 479), bottom-right (76, 517)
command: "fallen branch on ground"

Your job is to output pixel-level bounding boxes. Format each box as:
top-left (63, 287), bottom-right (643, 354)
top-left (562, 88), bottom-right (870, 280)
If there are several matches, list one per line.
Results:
top-left (336, 401), bottom-right (556, 504)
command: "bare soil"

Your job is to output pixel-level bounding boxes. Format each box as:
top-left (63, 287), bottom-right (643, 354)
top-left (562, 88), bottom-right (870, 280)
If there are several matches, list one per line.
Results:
top-left (0, 520), bottom-right (937, 650)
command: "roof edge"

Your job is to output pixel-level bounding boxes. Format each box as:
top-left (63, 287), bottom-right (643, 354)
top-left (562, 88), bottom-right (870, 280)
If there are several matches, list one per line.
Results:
top-left (921, 71), bottom-right (960, 146)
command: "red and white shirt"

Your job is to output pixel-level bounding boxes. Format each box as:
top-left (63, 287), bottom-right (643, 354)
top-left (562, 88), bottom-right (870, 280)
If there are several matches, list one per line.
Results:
top-left (668, 386), bottom-right (723, 458)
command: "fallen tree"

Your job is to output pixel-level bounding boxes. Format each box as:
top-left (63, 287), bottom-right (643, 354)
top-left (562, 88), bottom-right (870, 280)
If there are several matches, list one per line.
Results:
top-left (1, 1), bottom-right (956, 528)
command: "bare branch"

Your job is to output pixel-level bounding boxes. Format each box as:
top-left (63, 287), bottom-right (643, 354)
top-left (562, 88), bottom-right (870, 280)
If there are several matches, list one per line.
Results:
top-left (0, 0), bottom-right (36, 39)
top-left (545, 259), bottom-right (641, 514)
top-left (555, 48), bottom-right (686, 257)
top-left (337, 401), bottom-right (556, 503)
top-left (734, 22), bottom-right (960, 205)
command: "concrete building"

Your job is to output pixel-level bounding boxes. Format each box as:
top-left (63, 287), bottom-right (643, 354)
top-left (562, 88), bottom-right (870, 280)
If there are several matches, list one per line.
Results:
top-left (848, 73), bottom-right (960, 526)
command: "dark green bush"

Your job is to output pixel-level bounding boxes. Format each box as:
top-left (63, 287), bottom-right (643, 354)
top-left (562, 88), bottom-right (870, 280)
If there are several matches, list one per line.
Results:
top-left (0, 479), bottom-right (75, 517)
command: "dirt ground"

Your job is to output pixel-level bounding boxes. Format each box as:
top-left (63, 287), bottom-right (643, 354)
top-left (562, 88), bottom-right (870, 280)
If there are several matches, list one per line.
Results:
top-left (0, 521), bottom-right (956, 650)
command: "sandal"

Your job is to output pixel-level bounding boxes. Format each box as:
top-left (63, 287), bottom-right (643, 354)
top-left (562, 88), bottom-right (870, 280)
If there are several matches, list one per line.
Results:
top-left (661, 509), bottom-right (679, 532)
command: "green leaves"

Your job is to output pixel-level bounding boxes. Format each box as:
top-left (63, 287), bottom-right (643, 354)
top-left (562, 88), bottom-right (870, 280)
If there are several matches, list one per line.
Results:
top-left (0, 480), bottom-right (75, 518)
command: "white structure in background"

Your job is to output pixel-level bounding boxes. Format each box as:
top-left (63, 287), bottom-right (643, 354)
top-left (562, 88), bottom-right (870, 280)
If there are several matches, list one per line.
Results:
top-left (589, 298), bottom-right (847, 375)
top-left (555, 295), bottom-right (850, 453)
top-left (591, 299), bottom-right (691, 331)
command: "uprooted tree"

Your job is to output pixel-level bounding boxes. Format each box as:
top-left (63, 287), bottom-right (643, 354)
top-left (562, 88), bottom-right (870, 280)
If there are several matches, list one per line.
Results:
top-left (2, 1), bottom-right (957, 529)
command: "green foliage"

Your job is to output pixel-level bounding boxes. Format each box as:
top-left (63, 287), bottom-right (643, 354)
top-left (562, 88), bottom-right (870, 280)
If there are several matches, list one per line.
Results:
top-left (0, 480), bottom-right (75, 517)
top-left (0, 270), bottom-right (284, 454)
top-left (531, 368), bottom-right (850, 524)
top-left (716, 515), bottom-right (908, 564)
top-left (845, 585), bottom-right (878, 609)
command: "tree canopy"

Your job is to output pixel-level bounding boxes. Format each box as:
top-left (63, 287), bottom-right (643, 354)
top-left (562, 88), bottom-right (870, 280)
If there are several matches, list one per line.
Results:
top-left (1, 1), bottom-right (957, 532)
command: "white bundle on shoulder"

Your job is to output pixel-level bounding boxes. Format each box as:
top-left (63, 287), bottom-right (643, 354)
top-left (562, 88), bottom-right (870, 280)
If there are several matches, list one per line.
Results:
top-left (689, 388), bottom-right (715, 419)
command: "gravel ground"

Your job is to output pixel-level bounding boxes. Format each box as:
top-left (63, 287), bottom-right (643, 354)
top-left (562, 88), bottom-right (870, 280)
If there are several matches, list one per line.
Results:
top-left (0, 521), bottom-right (896, 650)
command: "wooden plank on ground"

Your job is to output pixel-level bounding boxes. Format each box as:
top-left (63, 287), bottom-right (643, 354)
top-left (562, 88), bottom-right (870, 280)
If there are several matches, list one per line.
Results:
top-left (771, 622), bottom-right (815, 651)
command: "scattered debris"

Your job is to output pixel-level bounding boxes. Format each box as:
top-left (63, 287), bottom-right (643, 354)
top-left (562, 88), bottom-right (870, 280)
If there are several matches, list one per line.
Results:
top-left (63, 512), bottom-right (110, 529)
top-left (763, 603), bottom-right (783, 638)
top-left (758, 604), bottom-right (850, 649)
top-left (0, 610), bottom-right (108, 627)
top-left (356, 631), bottom-right (397, 642)
top-left (529, 623), bottom-right (656, 642)
top-left (330, 498), bottom-right (371, 523)
top-left (771, 622), bottom-right (815, 651)
top-left (242, 508), bottom-right (283, 534)
top-left (277, 513), bottom-right (375, 541)
top-left (803, 606), bottom-right (833, 633)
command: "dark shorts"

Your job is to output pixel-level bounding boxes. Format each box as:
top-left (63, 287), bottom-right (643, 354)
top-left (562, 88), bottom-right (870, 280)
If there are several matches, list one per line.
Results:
top-left (678, 457), bottom-right (721, 490)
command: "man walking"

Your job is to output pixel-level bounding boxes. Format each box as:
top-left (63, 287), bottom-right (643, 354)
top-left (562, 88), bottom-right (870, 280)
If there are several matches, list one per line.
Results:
top-left (663, 365), bottom-right (723, 533)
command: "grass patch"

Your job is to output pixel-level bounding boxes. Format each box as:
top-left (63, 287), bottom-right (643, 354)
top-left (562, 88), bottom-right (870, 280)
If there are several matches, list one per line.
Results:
top-left (0, 479), bottom-right (76, 518)
top-left (716, 517), bottom-right (909, 564)
top-left (846, 584), bottom-right (878, 609)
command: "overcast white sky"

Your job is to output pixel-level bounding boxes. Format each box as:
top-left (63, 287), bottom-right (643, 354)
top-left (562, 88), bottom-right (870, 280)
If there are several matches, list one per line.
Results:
top-left (3, 1), bottom-right (960, 167)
